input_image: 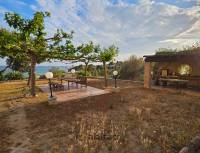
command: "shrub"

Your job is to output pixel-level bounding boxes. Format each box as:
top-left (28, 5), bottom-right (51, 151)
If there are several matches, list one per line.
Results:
top-left (39, 75), bottom-right (46, 79)
top-left (4, 71), bottom-right (24, 80)
top-left (119, 55), bottom-right (144, 80)
top-left (0, 72), bottom-right (4, 81)
top-left (49, 67), bottom-right (66, 78)
top-left (77, 71), bottom-right (91, 77)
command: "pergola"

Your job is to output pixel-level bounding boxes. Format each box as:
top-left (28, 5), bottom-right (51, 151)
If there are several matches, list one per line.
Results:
top-left (143, 50), bottom-right (200, 88)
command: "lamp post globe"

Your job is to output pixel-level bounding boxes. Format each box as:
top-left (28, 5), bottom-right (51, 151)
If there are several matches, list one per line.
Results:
top-left (113, 58), bottom-right (117, 64)
top-left (113, 70), bottom-right (118, 76)
top-left (45, 72), bottom-right (53, 79)
top-left (113, 70), bottom-right (118, 88)
top-left (71, 69), bottom-right (76, 74)
top-left (71, 69), bottom-right (76, 78)
top-left (45, 72), bottom-right (54, 98)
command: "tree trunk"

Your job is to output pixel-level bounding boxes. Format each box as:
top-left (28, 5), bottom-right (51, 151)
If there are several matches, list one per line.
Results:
top-left (103, 61), bottom-right (107, 87)
top-left (85, 63), bottom-right (88, 77)
top-left (27, 68), bottom-right (31, 86)
top-left (30, 56), bottom-right (36, 97)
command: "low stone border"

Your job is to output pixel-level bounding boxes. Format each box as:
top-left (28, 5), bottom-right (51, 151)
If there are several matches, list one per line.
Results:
top-left (179, 136), bottom-right (200, 153)
top-left (48, 96), bottom-right (58, 105)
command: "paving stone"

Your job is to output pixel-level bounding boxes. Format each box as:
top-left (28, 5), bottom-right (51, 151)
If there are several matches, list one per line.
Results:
top-left (40, 83), bottom-right (110, 103)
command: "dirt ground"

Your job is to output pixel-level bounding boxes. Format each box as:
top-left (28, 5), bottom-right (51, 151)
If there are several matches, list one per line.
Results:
top-left (0, 79), bottom-right (200, 153)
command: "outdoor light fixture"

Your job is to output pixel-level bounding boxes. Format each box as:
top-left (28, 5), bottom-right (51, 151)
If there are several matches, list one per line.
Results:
top-left (45, 72), bottom-right (53, 79)
top-left (113, 70), bottom-right (118, 88)
top-left (45, 72), bottom-right (54, 98)
top-left (71, 69), bottom-right (76, 74)
top-left (113, 58), bottom-right (117, 64)
top-left (71, 69), bottom-right (76, 78)
top-left (113, 70), bottom-right (118, 76)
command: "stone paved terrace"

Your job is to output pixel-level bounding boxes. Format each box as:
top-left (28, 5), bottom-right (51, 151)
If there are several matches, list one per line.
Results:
top-left (39, 83), bottom-right (110, 103)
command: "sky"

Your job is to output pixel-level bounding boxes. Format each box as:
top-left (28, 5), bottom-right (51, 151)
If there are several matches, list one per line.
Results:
top-left (0, 0), bottom-right (200, 66)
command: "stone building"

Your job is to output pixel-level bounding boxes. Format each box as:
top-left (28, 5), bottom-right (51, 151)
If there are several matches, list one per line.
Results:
top-left (143, 50), bottom-right (200, 88)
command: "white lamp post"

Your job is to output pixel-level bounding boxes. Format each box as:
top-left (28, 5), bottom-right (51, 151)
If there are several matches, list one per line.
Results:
top-left (113, 70), bottom-right (118, 88)
top-left (45, 72), bottom-right (54, 98)
top-left (71, 69), bottom-right (76, 74)
top-left (113, 58), bottom-right (117, 64)
top-left (71, 69), bottom-right (76, 78)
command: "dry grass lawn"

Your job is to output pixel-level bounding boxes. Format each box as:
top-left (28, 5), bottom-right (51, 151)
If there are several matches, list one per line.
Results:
top-left (0, 79), bottom-right (200, 153)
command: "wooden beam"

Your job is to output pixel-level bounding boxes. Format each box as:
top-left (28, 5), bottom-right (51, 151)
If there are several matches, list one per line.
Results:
top-left (144, 62), bottom-right (151, 88)
top-left (144, 54), bottom-right (200, 63)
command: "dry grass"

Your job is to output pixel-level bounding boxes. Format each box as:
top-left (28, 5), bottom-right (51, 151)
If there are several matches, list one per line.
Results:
top-left (0, 79), bottom-right (200, 153)
top-left (0, 80), bottom-right (48, 112)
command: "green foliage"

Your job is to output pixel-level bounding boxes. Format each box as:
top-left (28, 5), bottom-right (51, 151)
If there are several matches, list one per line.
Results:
top-left (99, 45), bottom-right (118, 63)
top-left (49, 67), bottom-right (66, 78)
top-left (70, 64), bottom-right (100, 77)
top-left (77, 71), bottom-right (91, 77)
top-left (1, 12), bottom-right (76, 61)
top-left (79, 42), bottom-right (100, 58)
top-left (0, 72), bottom-right (4, 81)
top-left (0, 11), bottom-right (77, 96)
top-left (119, 56), bottom-right (144, 80)
top-left (4, 71), bottom-right (24, 80)
top-left (155, 44), bottom-right (200, 55)
top-left (155, 48), bottom-right (177, 55)
top-left (95, 65), bottom-right (104, 76)
top-left (76, 41), bottom-right (100, 76)
top-left (99, 45), bottom-right (118, 87)
top-left (5, 57), bottom-right (30, 72)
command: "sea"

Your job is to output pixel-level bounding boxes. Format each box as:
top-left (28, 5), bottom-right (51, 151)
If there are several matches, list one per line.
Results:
top-left (0, 66), bottom-right (69, 75)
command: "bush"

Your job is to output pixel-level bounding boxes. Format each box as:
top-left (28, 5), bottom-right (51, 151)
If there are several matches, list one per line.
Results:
top-left (39, 75), bottom-right (46, 79)
top-left (77, 71), bottom-right (91, 77)
top-left (49, 67), bottom-right (66, 78)
top-left (0, 72), bottom-right (4, 81)
top-left (4, 71), bottom-right (24, 80)
top-left (119, 55), bottom-right (144, 80)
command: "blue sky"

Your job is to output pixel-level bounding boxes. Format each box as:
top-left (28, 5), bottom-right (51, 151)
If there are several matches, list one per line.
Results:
top-left (0, 0), bottom-right (200, 66)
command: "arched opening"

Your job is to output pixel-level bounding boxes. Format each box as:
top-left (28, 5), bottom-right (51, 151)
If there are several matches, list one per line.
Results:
top-left (178, 64), bottom-right (192, 76)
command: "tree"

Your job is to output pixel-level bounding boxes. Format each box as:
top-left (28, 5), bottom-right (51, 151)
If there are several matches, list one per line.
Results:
top-left (6, 57), bottom-right (30, 73)
top-left (0, 12), bottom-right (75, 96)
top-left (119, 55), bottom-right (144, 80)
top-left (99, 45), bottom-right (118, 87)
top-left (78, 42), bottom-right (100, 76)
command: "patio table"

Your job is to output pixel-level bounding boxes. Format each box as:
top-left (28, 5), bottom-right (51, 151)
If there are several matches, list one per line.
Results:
top-left (62, 78), bottom-right (79, 90)
top-left (159, 78), bottom-right (189, 89)
top-left (60, 77), bottom-right (87, 90)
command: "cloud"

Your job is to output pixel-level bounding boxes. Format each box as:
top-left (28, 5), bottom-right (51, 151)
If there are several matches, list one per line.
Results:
top-left (0, 6), bottom-right (9, 14)
top-left (0, 6), bottom-right (11, 29)
top-left (15, 0), bottom-right (27, 6)
top-left (2, 0), bottom-right (200, 62)
top-left (139, 0), bottom-right (154, 4)
top-left (35, 0), bottom-right (200, 58)
top-left (30, 5), bottom-right (37, 11)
